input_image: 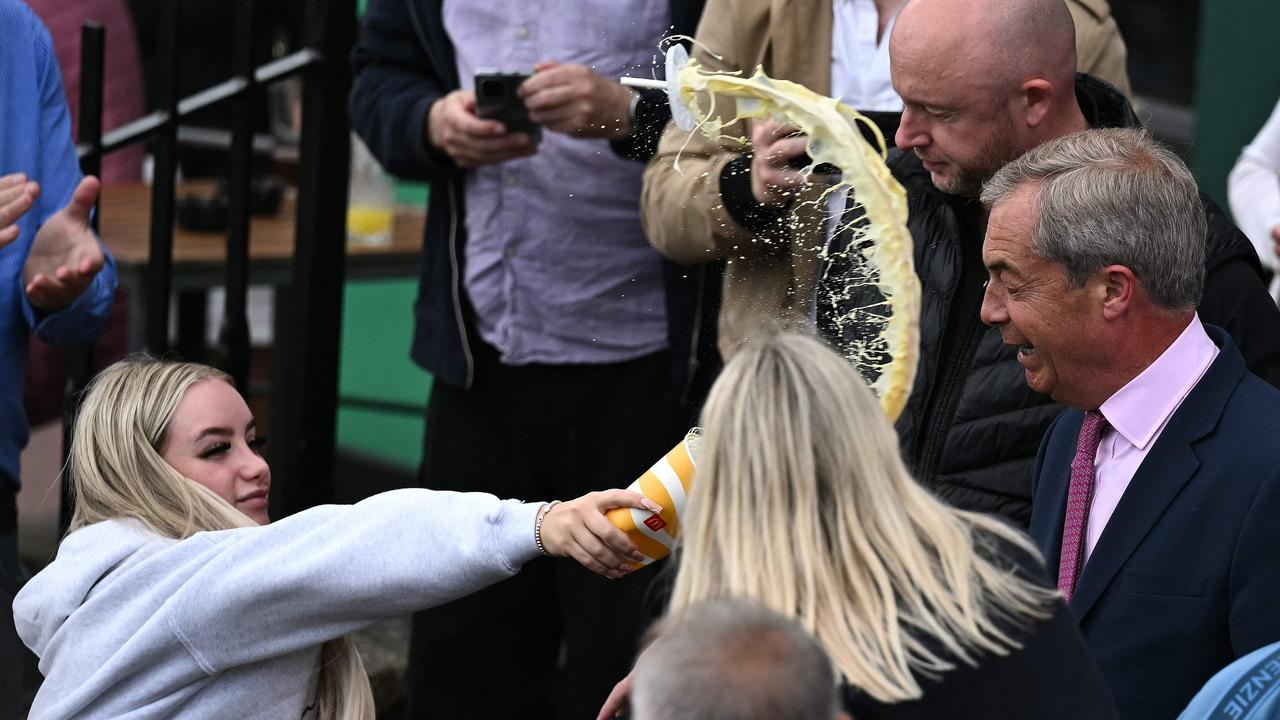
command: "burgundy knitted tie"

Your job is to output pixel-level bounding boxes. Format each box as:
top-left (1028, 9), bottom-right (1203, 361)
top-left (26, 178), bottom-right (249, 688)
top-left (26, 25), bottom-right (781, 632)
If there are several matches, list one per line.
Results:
top-left (1057, 410), bottom-right (1109, 604)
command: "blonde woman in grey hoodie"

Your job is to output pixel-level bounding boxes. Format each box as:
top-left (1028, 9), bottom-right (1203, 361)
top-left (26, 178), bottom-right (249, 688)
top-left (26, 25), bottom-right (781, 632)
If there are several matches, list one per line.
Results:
top-left (14, 358), bottom-right (659, 720)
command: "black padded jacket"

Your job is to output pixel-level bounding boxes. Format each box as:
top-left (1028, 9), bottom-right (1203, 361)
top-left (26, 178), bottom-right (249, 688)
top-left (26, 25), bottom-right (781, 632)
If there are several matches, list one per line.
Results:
top-left (819, 74), bottom-right (1280, 526)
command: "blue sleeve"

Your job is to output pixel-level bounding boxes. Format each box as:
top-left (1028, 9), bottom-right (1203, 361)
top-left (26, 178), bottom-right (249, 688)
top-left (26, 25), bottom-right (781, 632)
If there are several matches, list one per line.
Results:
top-left (20, 11), bottom-right (117, 346)
top-left (22, 252), bottom-right (116, 346)
top-left (349, 0), bottom-right (454, 181)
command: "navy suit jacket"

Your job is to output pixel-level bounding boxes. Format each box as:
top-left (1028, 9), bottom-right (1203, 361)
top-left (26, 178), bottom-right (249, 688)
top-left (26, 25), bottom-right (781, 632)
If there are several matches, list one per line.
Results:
top-left (1030, 326), bottom-right (1280, 719)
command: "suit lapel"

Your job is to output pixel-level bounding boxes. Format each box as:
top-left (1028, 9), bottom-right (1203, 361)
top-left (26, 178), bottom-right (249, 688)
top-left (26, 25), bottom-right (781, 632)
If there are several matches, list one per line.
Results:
top-left (1068, 325), bottom-right (1245, 621)
top-left (1031, 412), bottom-right (1081, 574)
top-left (1068, 428), bottom-right (1200, 621)
top-left (769, 0), bottom-right (832, 96)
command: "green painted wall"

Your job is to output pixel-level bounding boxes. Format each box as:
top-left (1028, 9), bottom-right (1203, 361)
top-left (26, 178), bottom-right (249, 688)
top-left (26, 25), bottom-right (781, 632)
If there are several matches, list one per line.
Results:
top-left (1192, 1), bottom-right (1280, 209)
top-left (335, 181), bottom-right (431, 471)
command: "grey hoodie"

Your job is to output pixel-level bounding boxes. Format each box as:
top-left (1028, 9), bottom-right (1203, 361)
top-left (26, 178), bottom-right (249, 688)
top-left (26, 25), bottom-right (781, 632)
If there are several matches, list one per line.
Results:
top-left (14, 488), bottom-right (541, 719)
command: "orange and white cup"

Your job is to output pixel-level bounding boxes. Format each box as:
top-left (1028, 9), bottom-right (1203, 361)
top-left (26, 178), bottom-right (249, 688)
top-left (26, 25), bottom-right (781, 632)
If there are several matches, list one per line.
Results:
top-left (607, 428), bottom-right (701, 568)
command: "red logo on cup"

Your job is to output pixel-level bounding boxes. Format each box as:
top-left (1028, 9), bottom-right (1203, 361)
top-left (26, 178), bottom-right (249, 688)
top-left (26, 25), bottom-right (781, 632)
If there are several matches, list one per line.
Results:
top-left (644, 514), bottom-right (668, 532)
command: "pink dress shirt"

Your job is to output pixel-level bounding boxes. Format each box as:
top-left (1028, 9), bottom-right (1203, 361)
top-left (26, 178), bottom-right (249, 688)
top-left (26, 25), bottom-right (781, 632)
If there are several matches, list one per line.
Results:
top-left (1087, 314), bottom-right (1219, 562)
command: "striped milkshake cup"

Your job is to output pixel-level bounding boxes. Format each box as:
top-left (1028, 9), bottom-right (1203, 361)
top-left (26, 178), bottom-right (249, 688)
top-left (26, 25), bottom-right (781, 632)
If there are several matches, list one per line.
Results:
top-left (607, 428), bottom-right (701, 568)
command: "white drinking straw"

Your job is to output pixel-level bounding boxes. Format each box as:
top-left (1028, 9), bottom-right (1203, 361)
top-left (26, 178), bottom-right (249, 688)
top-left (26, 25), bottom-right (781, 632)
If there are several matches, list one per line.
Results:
top-left (619, 77), bottom-right (667, 89)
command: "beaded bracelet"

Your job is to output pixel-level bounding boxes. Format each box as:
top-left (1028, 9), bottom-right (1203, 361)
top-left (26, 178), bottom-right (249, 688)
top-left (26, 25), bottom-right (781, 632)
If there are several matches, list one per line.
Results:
top-left (534, 500), bottom-right (561, 557)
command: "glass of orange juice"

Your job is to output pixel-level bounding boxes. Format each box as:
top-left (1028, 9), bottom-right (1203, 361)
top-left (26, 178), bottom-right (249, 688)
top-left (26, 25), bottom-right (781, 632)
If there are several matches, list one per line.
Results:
top-left (347, 135), bottom-right (395, 247)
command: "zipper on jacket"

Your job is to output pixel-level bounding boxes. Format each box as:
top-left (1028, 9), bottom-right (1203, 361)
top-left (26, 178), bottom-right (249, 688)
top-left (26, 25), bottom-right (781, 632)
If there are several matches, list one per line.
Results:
top-left (446, 183), bottom-right (475, 387)
top-left (913, 213), bottom-right (989, 486)
top-left (915, 314), bottom-right (983, 484)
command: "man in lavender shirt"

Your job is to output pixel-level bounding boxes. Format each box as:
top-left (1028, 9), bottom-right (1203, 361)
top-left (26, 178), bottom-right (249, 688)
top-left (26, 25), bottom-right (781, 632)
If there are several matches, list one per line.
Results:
top-left (979, 128), bottom-right (1280, 719)
top-left (350, 1), bottom-right (709, 717)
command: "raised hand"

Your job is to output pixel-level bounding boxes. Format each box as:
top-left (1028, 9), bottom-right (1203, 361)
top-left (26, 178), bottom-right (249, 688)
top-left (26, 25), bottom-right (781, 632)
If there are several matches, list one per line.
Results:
top-left (0, 173), bottom-right (39, 250)
top-left (24, 176), bottom-right (105, 312)
top-left (749, 118), bottom-right (810, 206)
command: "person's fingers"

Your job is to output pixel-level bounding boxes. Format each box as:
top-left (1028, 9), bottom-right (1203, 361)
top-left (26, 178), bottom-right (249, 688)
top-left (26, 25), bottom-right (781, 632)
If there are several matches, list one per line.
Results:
top-left (64, 176), bottom-right (100, 226)
top-left (591, 488), bottom-right (662, 514)
top-left (0, 181), bottom-right (30, 207)
top-left (1271, 225), bottom-right (1280, 241)
top-left (0, 183), bottom-right (37, 227)
top-left (26, 273), bottom-right (63, 306)
top-left (79, 251), bottom-right (104, 275)
top-left (770, 123), bottom-right (803, 142)
top-left (596, 675), bottom-right (634, 720)
top-left (448, 104), bottom-right (509, 139)
top-left (519, 63), bottom-right (579, 97)
top-left (0, 224), bottom-right (19, 248)
top-left (582, 511), bottom-right (646, 563)
top-left (764, 136), bottom-right (809, 167)
top-left (752, 118), bottom-right (779, 141)
top-left (524, 83), bottom-right (580, 113)
top-left (753, 119), bottom-right (800, 145)
top-left (566, 537), bottom-right (617, 577)
top-left (0, 172), bottom-right (26, 189)
top-left (569, 522), bottom-right (631, 572)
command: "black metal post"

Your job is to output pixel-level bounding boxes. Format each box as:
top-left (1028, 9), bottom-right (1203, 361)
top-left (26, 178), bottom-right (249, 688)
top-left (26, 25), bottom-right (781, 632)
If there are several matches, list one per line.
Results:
top-left (145, 0), bottom-right (181, 355)
top-left (60, 22), bottom-right (107, 535)
top-left (76, 23), bottom-right (105, 186)
top-left (268, 0), bottom-right (355, 518)
top-left (216, 0), bottom-right (257, 393)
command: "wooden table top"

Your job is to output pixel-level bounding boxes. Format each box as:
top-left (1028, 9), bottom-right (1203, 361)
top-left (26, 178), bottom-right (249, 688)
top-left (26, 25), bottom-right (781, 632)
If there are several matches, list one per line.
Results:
top-left (98, 182), bottom-right (424, 268)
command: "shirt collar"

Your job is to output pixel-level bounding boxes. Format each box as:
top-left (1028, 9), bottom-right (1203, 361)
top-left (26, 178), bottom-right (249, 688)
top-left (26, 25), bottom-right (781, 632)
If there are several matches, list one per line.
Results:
top-left (1099, 314), bottom-right (1219, 450)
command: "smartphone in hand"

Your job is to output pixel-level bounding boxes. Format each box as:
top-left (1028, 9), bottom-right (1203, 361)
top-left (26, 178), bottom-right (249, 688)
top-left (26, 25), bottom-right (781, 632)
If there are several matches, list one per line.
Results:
top-left (475, 70), bottom-right (541, 144)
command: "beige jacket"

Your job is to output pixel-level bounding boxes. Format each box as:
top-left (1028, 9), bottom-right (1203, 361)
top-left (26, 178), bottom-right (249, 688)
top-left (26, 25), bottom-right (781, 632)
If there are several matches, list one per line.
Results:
top-left (1069, 0), bottom-right (1133, 98)
top-left (641, 0), bottom-right (1132, 357)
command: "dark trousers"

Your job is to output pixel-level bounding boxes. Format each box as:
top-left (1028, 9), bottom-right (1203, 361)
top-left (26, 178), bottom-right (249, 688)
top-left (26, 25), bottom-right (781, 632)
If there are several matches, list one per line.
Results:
top-left (1, 487), bottom-right (23, 720)
top-left (406, 342), bottom-right (681, 720)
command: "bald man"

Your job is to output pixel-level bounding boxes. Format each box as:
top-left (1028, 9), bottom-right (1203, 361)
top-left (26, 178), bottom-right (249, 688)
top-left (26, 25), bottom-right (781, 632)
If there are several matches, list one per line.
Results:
top-left (641, 0), bottom-right (1131, 364)
top-left (811, 0), bottom-right (1280, 524)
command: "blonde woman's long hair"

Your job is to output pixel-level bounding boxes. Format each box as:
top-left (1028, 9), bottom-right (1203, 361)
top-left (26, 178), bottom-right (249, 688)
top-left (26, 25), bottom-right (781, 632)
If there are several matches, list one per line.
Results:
top-left (67, 357), bottom-right (375, 720)
top-left (669, 330), bottom-right (1056, 703)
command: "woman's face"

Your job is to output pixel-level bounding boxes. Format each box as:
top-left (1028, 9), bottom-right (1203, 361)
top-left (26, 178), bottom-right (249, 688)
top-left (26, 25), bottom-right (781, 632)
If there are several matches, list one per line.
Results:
top-left (160, 378), bottom-right (271, 524)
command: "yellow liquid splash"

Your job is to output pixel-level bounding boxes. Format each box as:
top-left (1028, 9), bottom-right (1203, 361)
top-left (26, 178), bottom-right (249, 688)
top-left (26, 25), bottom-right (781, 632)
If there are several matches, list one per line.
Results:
top-left (670, 61), bottom-right (921, 421)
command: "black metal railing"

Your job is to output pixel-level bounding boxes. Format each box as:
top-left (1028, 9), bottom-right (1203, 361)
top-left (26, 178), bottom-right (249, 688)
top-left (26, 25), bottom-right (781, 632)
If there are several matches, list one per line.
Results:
top-left (62, 0), bottom-right (355, 529)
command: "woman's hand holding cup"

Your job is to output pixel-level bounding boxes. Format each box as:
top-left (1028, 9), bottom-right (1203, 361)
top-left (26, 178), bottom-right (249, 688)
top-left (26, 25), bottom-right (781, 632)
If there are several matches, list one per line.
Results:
top-left (539, 490), bottom-right (660, 578)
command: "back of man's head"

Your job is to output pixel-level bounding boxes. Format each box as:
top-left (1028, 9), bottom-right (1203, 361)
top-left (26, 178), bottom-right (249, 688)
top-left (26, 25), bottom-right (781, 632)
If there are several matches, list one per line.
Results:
top-left (631, 600), bottom-right (843, 720)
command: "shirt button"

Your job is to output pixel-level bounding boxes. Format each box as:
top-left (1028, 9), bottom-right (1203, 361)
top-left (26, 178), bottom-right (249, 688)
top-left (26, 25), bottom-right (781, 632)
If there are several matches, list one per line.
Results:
top-left (504, 247), bottom-right (516, 259)
top-left (516, 26), bottom-right (530, 40)
top-left (505, 174), bottom-right (519, 186)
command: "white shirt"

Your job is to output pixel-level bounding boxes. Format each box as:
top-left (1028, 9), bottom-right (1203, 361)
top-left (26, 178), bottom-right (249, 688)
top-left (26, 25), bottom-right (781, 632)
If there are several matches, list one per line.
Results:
top-left (1228, 98), bottom-right (1280, 302)
top-left (830, 0), bottom-right (905, 112)
top-left (826, 0), bottom-right (907, 243)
